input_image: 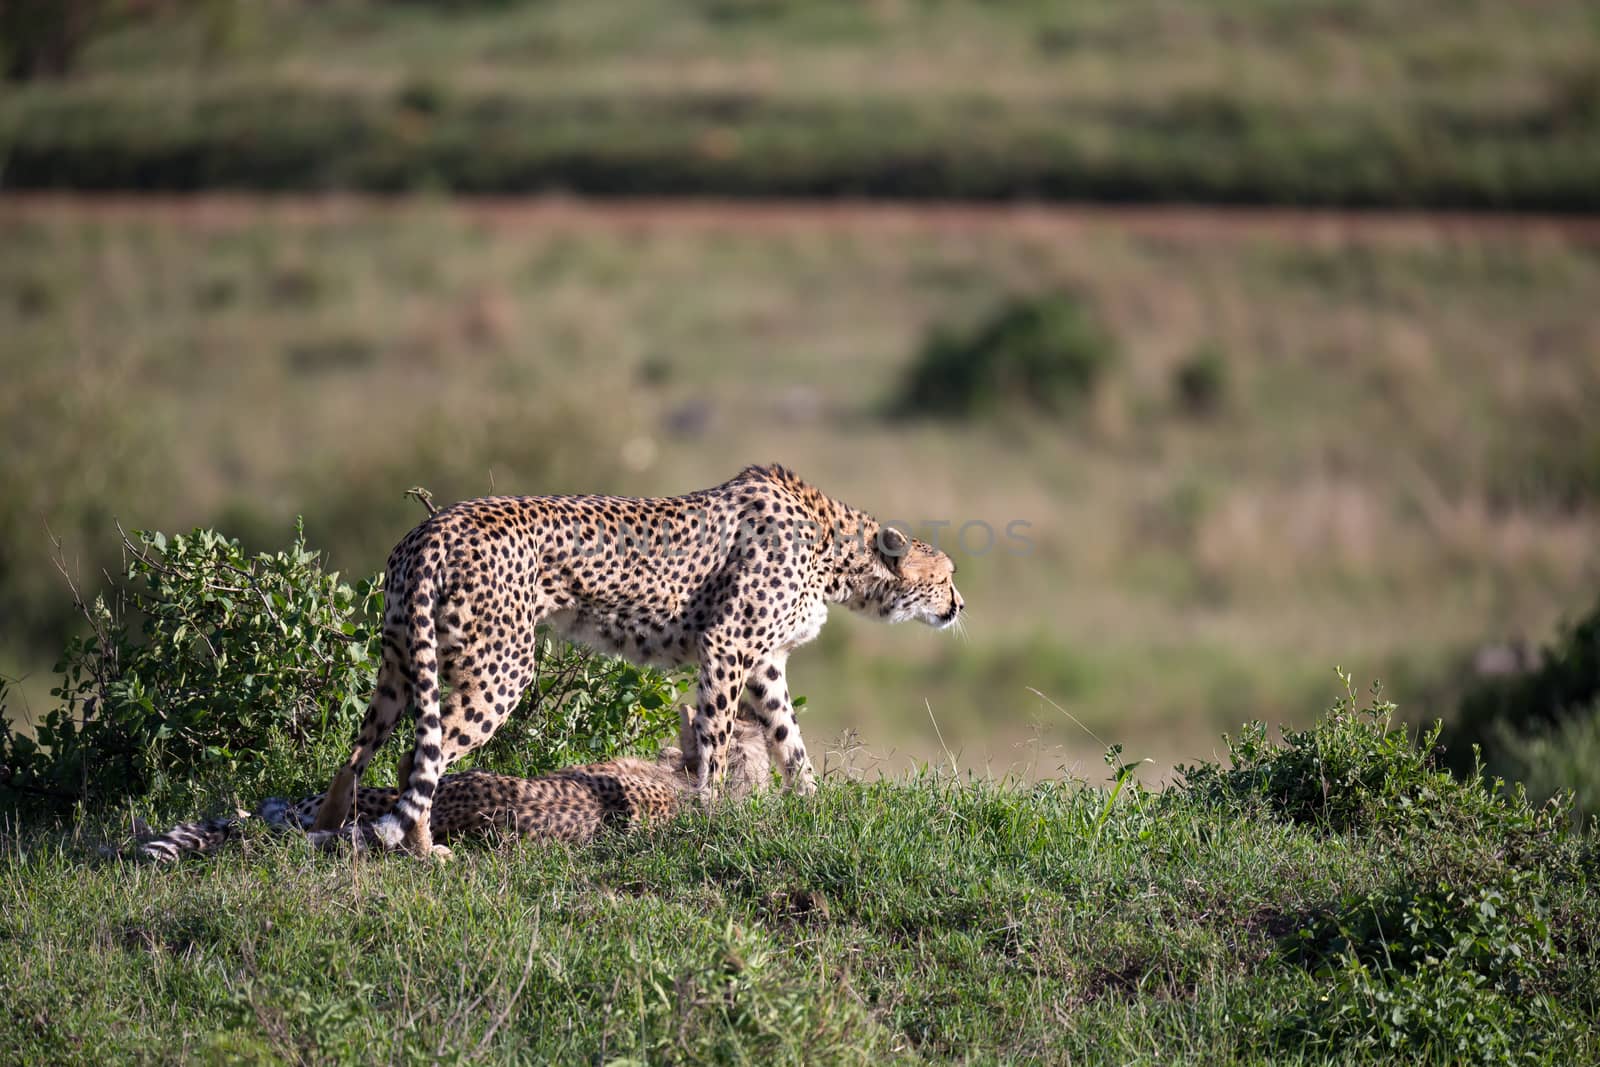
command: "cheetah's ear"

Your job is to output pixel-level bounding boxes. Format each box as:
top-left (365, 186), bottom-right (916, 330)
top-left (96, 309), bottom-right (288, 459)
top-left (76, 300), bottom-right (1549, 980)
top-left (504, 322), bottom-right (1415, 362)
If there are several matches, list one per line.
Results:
top-left (875, 525), bottom-right (911, 572)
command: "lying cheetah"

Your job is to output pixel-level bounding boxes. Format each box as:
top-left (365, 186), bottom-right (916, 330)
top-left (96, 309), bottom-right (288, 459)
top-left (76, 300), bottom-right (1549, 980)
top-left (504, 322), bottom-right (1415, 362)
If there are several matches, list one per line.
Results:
top-left (137, 710), bottom-right (769, 862)
top-left (314, 463), bottom-right (962, 856)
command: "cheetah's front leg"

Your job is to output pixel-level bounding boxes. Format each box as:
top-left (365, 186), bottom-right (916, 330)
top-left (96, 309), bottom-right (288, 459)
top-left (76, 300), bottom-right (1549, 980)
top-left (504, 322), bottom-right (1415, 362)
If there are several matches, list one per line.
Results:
top-left (742, 654), bottom-right (816, 795)
top-left (691, 645), bottom-right (754, 800)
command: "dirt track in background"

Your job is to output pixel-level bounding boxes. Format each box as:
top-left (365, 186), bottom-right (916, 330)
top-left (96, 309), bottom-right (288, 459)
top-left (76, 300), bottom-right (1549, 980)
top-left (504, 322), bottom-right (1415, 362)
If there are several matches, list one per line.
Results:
top-left (7, 194), bottom-right (1600, 246)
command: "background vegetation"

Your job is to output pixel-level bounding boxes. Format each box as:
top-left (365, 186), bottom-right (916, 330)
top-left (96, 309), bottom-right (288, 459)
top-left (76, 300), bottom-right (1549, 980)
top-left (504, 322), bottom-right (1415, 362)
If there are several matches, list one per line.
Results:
top-left (3, 0), bottom-right (1599, 207)
top-left (3, 200), bottom-right (1597, 781)
top-left (1444, 589), bottom-right (1600, 824)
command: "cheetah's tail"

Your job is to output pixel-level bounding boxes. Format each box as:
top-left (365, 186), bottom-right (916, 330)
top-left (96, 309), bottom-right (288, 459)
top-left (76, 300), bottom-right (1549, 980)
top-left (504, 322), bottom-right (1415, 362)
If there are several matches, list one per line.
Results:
top-left (134, 814), bottom-right (245, 862)
top-left (132, 791), bottom-right (329, 862)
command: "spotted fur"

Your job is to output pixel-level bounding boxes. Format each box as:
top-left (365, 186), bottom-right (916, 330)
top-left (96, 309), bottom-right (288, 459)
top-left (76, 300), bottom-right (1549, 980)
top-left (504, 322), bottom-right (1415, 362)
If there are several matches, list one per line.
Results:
top-left (137, 711), bottom-right (769, 862)
top-left (313, 463), bottom-right (962, 856)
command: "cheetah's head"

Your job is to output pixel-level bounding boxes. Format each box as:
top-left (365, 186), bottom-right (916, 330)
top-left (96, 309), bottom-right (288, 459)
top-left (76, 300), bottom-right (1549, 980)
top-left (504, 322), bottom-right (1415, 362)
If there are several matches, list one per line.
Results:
top-left (846, 525), bottom-right (964, 630)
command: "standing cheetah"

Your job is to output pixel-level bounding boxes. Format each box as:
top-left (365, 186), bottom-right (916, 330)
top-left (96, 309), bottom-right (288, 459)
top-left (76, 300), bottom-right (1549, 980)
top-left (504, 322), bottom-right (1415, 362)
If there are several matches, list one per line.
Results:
top-left (313, 463), bottom-right (963, 857)
top-left (137, 710), bottom-right (769, 861)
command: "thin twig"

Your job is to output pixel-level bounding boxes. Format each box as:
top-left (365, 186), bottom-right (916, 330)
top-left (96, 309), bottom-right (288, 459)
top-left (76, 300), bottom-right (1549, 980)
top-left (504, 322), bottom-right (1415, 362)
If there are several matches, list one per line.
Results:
top-left (406, 486), bottom-right (438, 517)
top-left (925, 698), bottom-right (958, 774)
top-left (49, 523), bottom-right (117, 801)
top-left (1026, 686), bottom-right (1111, 752)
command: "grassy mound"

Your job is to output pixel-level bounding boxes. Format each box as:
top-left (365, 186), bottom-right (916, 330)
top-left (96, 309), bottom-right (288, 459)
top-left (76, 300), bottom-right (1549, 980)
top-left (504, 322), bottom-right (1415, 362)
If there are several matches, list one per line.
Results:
top-left (4, 685), bottom-right (1595, 1063)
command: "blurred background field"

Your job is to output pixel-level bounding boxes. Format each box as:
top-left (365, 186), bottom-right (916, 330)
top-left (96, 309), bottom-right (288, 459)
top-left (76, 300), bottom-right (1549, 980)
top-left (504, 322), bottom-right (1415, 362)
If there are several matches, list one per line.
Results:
top-left (4, 0), bottom-right (1600, 206)
top-left (2, 0), bottom-right (1598, 786)
top-left (5, 196), bottom-right (1598, 779)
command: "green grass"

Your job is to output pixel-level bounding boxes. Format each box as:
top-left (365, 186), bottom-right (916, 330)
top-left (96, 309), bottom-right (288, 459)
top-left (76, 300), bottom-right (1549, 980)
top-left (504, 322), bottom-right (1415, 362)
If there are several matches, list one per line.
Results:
top-left (3, 199), bottom-right (1598, 773)
top-left (3, 697), bottom-right (1596, 1064)
top-left (3, 0), bottom-right (1599, 206)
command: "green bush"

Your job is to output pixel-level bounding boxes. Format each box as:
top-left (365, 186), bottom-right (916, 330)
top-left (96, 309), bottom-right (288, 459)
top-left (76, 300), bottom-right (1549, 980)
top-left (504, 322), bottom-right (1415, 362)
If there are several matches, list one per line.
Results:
top-left (1176, 674), bottom-right (1581, 1058)
top-left (0, 522), bottom-right (692, 813)
top-left (895, 293), bottom-right (1117, 418)
top-left (1172, 344), bottom-right (1230, 416)
top-left (1178, 673), bottom-right (1541, 833)
top-left (1289, 872), bottom-right (1552, 997)
top-left (1, 523), bottom-right (383, 809)
top-left (1283, 870), bottom-right (1565, 1060)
